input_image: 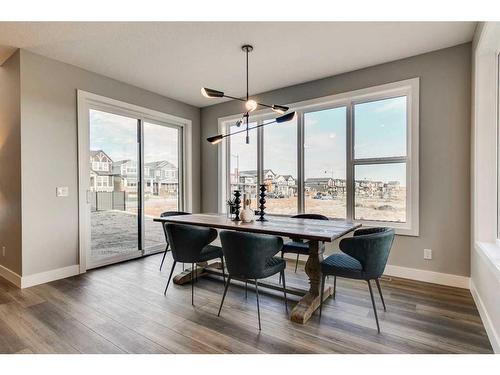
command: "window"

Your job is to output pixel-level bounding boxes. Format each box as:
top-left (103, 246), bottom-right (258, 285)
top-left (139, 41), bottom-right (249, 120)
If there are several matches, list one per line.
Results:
top-left (219, 79), bottom-right (419, 235)
top-left (228, 122), bottom-right (258, 210)
top-left (304, 106), bottom-right (346, 218)
top-left (353, 96), bottom-right (408, 223)
top-left (263, 116), bottom-right (298, 215)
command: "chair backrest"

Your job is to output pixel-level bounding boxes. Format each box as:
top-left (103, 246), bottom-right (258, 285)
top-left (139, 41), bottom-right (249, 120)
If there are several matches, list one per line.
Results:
top-left (292, 213), bottom-right (329, 221)
top-left (160, 211), bottom-right (190, 242)
top-left (339, 227), bottom-right (395, 279)
top-left (219, 231), bottom-right (283, 279)
top-left (164, 223), bottom-right (217, 263)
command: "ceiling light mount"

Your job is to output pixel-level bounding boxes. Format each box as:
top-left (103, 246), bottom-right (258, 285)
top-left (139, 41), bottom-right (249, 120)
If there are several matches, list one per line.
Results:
top-left (241, 44), bottom-right (254, 53)
top-left (202, 44), bottom-right (291, 145)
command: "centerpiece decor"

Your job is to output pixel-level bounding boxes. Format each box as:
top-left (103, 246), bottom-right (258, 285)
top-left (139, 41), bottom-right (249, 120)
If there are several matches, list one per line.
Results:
top-left (232, 190), bottom-right (242, 222)
top-left (256, 185), bottom-right (268, 222)
top-left (240, 197), bottom-right (255, 223)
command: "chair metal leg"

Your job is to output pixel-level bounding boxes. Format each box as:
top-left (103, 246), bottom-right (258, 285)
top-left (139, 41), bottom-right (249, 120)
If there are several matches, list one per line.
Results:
top-left (255, 279), bottom-right (261, 330)
top-left (245, 281), bottom-right (248, 299)
top-left (367, 280), bottom-right (380, 333)
top-left (319, 274), bottom-right (326, 319)
top-left (294, 253), bottom-right (299, 273)
top-left (333, 276), bottom-right (337, 299)
top-left (159, 243), bottom-right (169, 271)
top-left (191, 262), bottom-right (195, 306)
top-left (375, 278), bottom-right (386, 311)
top-left (182, 263), bottom-right (185, 271)
top-left (163, 260), bottom-right (177, 295)
top-left (218, 276), bottom-right (231, 316)
top-left (279, 251), bottom-right (284, 284)
top-left (281, 270), bottom-right (288, 312)
top-left (220, 257), bottom-right (226, 283)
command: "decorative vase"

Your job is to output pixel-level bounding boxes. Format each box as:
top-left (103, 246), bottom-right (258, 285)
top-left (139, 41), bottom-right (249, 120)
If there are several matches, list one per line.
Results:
top-left (240, 198), bottom-right (255, 223)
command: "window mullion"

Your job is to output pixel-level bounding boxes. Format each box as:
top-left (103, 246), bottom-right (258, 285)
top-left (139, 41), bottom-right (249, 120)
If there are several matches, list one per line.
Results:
top-left (346, 103), bottom-right (354, 222)
top-left (257, 119), bottom-right (264, 188)
top-left (298, 111), bottom-right (305, 214)
top-left (353, 156), bottom-right (408, 165)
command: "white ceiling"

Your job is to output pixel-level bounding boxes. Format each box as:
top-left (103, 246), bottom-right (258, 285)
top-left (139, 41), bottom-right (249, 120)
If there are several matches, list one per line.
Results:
top-left (0, 22), bottom-right (476, 107)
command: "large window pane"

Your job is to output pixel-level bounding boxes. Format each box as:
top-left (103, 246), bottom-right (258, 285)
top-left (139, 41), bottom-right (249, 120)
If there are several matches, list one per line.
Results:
top-left (354, 163), bottom-right (406, 222)
top-left (143, 122), bottom-right (180, 251)
top-left (304, 107), bottom-right (347, 218)
top-left (263, 117), bottom-right (297, 215)
top-left (89, 109), bottom-right (139, 263)
top-left (354, 96), bottom-right (407, 159)
top-left (229, 123), bottom-right (258, 210)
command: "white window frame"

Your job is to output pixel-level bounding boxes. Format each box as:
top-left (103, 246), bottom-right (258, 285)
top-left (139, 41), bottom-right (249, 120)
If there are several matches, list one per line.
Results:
top-left (218, 78), bottom-right (419, 236)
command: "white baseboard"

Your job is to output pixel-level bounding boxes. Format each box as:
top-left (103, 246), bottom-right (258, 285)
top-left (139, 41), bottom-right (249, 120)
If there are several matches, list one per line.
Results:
top-left (0, 263), bottom-right (22, 287)
top-left (288, 254), bottom-right (471, 289)
top-left (21, 265), bottom-right (80, 289)
top-left (470, 280), bottom-right (500, 353)
top-left (383, 264), bottom-right (470, 289)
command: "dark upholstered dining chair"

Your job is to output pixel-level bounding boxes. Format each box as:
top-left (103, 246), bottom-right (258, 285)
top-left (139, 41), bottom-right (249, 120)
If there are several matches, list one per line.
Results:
top-left (163, 223), bottom-right (225, 305)
top-left (218, 231), bottom-right (287, 330)
top-left (319, 227), bottom-right (395, 333)
top-left (280, 213), bottom-right (329, 277)
top-left (159, 211), bottom-right (190, 271)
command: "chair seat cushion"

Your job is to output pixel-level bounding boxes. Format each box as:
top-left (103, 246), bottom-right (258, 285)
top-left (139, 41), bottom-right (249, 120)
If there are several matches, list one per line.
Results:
top-left (282, 241), bottom-right (310, 255)
top-left (260, 256), bottom-right (286, 279)
top-left (321, 253), bottom-right (363, 279)
top-left (198, 245), bottom-right (223, 262)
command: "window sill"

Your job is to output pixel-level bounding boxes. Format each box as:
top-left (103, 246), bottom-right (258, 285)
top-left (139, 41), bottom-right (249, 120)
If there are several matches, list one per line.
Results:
top-left (475, 241), bottom-right (500, 281)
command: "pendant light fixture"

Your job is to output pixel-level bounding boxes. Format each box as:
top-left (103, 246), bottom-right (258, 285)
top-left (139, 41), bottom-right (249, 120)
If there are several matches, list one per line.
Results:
top-left (202, 44), bottom-right (294, 144)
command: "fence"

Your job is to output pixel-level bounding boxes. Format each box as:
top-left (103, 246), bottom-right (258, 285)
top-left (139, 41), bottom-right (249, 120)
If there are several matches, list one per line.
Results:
top-left (91, 191), bottom-right (126, 212)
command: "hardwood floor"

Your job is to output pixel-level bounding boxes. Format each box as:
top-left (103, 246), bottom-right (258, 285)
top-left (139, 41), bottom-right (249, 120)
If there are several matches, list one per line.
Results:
top-left (0, 254), bottom-right (493, 354)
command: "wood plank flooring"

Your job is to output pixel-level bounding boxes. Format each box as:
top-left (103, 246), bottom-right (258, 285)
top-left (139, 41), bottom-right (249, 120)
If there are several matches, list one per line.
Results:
top-left (0, 254), bottom-right (493, 354)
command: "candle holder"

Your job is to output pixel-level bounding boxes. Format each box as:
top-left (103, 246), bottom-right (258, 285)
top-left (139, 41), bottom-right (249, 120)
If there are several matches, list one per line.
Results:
top-left (256, 184), bottom-right (268, 222)
top-left (232, 190), bottom-right (242, 221)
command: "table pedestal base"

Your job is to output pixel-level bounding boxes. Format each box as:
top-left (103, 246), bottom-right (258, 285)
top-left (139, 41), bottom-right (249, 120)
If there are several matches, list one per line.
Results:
top-left (173, 261), bottom-right (212, 285)
top-left (290, 287), bottom-right (333, 324)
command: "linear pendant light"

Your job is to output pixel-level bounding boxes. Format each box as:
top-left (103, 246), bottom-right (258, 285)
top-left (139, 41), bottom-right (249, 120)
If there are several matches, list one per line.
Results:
top-left (202, 44), bottom-right (294, 144)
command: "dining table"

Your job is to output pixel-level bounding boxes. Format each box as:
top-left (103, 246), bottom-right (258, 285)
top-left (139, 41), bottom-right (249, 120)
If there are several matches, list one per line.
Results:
top-left (154, 213), bottom-right (361, 324)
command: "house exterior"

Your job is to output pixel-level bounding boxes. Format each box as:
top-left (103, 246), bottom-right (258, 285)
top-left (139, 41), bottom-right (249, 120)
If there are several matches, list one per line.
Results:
top-left (305, 177), bottom-right (334, 193)
top-left (273, 174), bottom-right (297, 197)
top-left (89, 150), bottom-right (121, 192)
top-left (112, 160), bottom-right (138, 192)
top-left (144, 160), bottom-right (178, 195)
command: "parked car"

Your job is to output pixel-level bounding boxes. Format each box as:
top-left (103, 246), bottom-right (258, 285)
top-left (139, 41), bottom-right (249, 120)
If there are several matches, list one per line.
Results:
top-left (321, 195), bottom-right (333, 200)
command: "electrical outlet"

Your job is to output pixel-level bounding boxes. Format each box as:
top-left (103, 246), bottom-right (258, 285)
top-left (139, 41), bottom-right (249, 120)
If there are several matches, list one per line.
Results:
top-left (56, 186), bottom-right (69, 197)
top-left (424, 248), bottom-right (432, 260)
top-left (2, 246), bottom-right (5, 257)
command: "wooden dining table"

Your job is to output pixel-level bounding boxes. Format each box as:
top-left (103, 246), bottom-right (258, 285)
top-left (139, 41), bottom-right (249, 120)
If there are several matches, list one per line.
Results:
top-left (154, 213), bottom-right (361, 324)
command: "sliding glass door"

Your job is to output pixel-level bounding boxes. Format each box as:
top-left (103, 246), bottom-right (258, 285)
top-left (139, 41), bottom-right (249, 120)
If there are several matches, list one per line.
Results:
top-left (87, 107), bottom-right (182, 268)
top-left (143, 121), bottom-right (182, 254)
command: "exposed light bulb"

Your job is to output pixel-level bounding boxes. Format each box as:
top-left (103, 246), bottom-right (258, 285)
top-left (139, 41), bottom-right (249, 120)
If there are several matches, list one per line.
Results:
top-left (245, 100), bottom-right (258, 112)
top-left (201, 87), bottom-right (210, 98)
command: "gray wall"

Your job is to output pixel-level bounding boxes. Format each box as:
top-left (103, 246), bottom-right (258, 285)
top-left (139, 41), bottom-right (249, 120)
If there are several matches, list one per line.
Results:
top-left (19, 50), bottom-right (201, 276)
top-left (201, 43), bottom-right (472, 277)
top-left (0, 50), bottom-right (22, 275)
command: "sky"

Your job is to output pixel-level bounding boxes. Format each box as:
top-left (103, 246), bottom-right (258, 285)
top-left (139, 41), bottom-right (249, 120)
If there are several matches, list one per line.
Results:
top-left (230, 96), bottom-right (407, 185)
top-left (89, 109), bottom-right (179, 167)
